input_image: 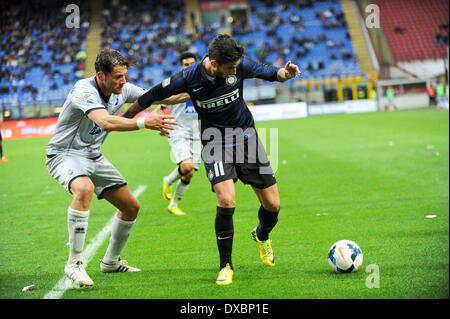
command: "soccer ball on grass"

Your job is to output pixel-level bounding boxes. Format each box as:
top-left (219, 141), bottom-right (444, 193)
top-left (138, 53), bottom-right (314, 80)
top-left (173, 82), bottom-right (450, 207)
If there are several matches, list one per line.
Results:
top-left (328, 240), bottom-right (363, 273)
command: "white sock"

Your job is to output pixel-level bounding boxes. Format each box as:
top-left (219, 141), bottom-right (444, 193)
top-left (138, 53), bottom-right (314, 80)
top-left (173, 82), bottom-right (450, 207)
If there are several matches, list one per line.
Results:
top-left (166, 166), bottom-right (181, 185)
top-left (67, 207), bottom-right (89, 264)
top-left (169, 179), bottom-right (189, 207)
top-left (102, 215), bottom-right (135, 263)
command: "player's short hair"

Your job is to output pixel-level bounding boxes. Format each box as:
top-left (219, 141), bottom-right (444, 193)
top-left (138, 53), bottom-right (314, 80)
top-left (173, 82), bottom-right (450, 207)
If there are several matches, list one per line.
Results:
top-left (208, 34), bottom-right (244, 65)
top-left (179, 51), bottom-right (197, 65)
top-left (94, 49), bottom-right (129, 75)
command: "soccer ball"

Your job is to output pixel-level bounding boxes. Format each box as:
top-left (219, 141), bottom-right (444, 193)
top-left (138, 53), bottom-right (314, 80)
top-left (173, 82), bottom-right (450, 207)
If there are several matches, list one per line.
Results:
top-left (328, 240), bottom-right (363, 273)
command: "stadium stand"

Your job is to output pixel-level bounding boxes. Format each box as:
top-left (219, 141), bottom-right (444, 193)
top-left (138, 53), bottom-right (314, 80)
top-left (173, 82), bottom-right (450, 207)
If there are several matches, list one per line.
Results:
top-left (100, 0), bottom-right (189, 89)
top-left (2, 0), bottom-right (365, 118)
top-left (0, 1), bottom-right (90, 118)
top-left (232, 0), bottom-right (361, 79)
top-left (340, 0), bottom-right (375, 76)
top-left (373, 0), bottom-right (449, 62)
top-left (3, 0), bottom-right (446, 120)
top-left (100, 0), bottom-right (362, 89)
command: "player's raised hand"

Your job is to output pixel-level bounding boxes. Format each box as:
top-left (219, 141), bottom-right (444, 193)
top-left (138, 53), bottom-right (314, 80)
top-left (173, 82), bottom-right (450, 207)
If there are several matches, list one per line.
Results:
top-left (283, 61), bottom-right (301, 80)
top-left (144, 107), bottom-right (177, 133)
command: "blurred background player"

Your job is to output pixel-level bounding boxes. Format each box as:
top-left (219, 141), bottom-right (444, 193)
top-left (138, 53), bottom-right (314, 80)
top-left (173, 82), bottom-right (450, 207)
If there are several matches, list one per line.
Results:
top-left (427, 83), bottom-right (437, 107)
top-left (385, 86), bottom-right (396, 111)
top-left (436, 81), bottom-right (449, 110)
top-left (0, 112), bottom-right (7, 162)
top-left (46, 49), bottom-right (179, 287)
top-left (162, 52), bottom-right (201, 216)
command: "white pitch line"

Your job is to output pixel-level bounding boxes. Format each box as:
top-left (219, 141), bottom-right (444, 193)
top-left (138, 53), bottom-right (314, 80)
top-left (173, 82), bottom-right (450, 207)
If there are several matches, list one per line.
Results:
top-left (43, 185), bottom-right (147, 299)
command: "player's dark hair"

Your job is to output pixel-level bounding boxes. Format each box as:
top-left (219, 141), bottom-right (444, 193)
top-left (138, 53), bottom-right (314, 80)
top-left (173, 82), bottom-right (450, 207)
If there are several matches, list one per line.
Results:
top-left (94, 49), bottom-right (129, 75)
top-left (179, 51), bottom-right (197, 65)
top-left (208, 34), bottom-right (244, 65)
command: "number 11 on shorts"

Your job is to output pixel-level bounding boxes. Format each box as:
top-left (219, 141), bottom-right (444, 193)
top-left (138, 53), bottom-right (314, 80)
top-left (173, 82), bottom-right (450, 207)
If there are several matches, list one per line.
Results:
top-left (214, 161), bottom-right (225, 177)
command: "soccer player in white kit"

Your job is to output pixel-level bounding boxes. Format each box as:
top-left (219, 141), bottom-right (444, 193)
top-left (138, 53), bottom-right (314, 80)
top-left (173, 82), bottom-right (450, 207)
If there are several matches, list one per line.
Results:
top-left (46, 49), bottom-right (181, 287)
top-left (162, 52), bottom-right (201, 215)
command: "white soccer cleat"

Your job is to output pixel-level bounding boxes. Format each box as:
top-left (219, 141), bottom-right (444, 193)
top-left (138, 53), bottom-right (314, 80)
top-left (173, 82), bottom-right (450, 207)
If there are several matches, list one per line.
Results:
top-left (100, 258), bottom-right (141, 273)
top-left (65, 260), bottom-right (94, 287)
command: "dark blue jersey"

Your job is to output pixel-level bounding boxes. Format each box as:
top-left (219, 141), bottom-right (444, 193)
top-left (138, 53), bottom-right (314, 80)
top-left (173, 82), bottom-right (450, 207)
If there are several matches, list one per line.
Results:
top-left (138, 56), bottom-right (279, 144)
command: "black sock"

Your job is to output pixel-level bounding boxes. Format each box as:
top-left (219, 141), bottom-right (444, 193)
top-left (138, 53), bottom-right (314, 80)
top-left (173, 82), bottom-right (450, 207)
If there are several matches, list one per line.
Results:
top-left (256, 205), bottom-right (279, 241)
top-left (215, 206), bottom-right (235, 269)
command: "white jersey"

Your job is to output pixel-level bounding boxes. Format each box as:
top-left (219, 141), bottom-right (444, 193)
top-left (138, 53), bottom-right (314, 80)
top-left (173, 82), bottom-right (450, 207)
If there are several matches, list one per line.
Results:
top-left (169, 100), bottom-right (200, 140)
top-left (47, 76), bottom-right (146, 158)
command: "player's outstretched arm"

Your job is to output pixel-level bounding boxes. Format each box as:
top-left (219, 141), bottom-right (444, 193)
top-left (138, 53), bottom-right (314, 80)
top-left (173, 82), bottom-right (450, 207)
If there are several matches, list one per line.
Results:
top-left (157, 92), bottom-right (191, 105)
top-left (88, 107), bottom-right (176, 134)
top-left (277, 61), bottom-right (301, 82)
top-left (122, 100), bottom-right (145, 119)
top-left (122, 93), bottom-right (190, 119)
top-left (154, 92), bottom-right (192, 115)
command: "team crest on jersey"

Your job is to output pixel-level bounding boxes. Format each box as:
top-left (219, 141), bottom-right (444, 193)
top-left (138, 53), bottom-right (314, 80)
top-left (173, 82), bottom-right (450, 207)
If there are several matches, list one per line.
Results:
top-left (225, 75), bottom-right (236, 86)
top-left (162, 78), bottom-right (171, 88)
top-left (109, 97), bottom-right (120, 111)
top-left (89, 123), bottom-right (102, 135)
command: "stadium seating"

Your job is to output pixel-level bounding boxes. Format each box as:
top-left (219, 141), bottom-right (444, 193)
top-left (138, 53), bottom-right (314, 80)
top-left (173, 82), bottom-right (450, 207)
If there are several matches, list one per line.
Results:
top-left (233, 0), bottom-right (361, 79)
top-left (100, 0), bottom-right (187, 89)
top-left (101, 0), bottom-right (361, 88)
top-left (0, 1), bottom-right (90, 111)
top-left (373, 0), bottom-right (449, 61)
top-left (1, 0), bottom-right (366, 115)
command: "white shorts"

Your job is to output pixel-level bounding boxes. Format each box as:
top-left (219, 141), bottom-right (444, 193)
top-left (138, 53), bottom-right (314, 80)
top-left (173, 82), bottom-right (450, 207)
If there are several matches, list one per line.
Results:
top-left (46, 153), bottom-right (127, 199)
top-left (168, 135), bottom-right (202, 170)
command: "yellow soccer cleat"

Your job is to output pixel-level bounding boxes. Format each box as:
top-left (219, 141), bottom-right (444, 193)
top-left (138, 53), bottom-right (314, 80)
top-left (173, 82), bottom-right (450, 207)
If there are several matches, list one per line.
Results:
top-left (168, 206), bottom-right (186, 216)
top-left (162, 177), bottom-right (173, 202)
top-left (251, 228), bottom-right (275, 267)
top-left (216, 263), bottom-right (234, 285)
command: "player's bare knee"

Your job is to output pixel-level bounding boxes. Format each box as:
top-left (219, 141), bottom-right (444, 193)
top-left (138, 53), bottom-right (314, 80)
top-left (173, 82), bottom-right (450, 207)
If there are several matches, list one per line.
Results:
top-left (180, 162), bottom-right (194, 176)
top-left (120, 199), bottom-right (140, 221)
top-left (72, 180), bottom-right (95, 204)
top-left (128, 198), bottom-right (140, 215)
top-left (264, 198), bottom-right (280, 212)
top-left (185, 168), bottom-right (195, 181)
top-left (217, 195), bottom-right (235, 208)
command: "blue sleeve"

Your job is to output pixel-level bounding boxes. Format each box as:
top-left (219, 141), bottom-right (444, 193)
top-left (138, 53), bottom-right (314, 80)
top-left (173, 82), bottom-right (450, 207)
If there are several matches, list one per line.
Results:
top-left (137, 71), bottom-right (187, 108)
top-left (241, 56), bottom-right (279, 82)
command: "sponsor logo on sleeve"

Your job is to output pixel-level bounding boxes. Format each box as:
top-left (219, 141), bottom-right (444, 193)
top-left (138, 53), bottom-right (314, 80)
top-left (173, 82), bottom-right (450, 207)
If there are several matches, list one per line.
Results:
top-left (162, 78), bottom-right (171, 88)
top-left (83, 93), bottom-right (95, 104)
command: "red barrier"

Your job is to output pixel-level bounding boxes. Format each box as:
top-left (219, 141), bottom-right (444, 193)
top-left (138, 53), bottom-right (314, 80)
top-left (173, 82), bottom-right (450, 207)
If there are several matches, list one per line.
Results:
top-left (1, 117), bottom-right (58, 140)
top-left (1, 109), bottom-right (169, 140)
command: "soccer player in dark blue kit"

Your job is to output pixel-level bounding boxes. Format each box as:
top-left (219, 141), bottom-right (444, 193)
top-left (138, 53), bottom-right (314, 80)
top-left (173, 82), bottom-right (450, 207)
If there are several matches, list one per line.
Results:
top-left (124, 34), bottom-right (300, 285)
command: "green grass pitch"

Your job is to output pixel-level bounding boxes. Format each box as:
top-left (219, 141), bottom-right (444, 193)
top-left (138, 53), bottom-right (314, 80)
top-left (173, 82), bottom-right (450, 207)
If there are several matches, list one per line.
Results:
top-left (0, 108), bottom-right (448, 299)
